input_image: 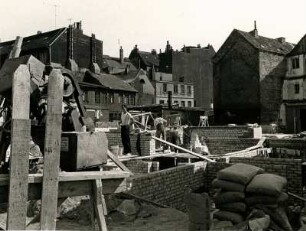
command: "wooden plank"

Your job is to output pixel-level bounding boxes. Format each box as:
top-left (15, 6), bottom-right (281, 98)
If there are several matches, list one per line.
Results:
top-left (152, 136), bottom-right (215, 162)
top-left (0, 178), bottom-right (128, 203)
top-left (107, 150), bottom-right (133, 174)
top-left (40, 70), bottom-right (64, 230)
top-left (9, 36), bottom-right (23, 59)
top-left (92, 180), bottom-right (108, 231)
top-left (6, 65), bottom-right (31, 230)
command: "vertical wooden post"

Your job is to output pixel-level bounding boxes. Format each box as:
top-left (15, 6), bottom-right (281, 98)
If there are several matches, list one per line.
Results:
top-left (93, 180), bottom-right (108, 231)
top-left (40, 69), bottom-right (64, 230)
top-left (6, 65), bottom-right (31, 230)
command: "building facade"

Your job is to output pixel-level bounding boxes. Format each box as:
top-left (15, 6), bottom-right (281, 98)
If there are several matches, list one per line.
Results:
top-left (282, 35), bottom-right (306, 133)
top-left (159, 42), bottom-right (215, 110)
top-left (153, 72), bottom-right (194, 107)
top-left (213, 26), bottom-right (294, 125)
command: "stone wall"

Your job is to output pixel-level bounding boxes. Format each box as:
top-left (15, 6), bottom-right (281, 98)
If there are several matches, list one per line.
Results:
top-left (126, 162), bottom-right (207, 211)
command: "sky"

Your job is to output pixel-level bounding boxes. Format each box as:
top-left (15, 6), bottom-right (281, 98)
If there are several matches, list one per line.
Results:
top-left (0, 0), bottom-right (305, 57)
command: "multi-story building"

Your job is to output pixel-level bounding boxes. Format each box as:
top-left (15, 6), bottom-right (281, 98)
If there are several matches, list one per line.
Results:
top-left (153, 72), bottom-right (194, 107)
top-left (282, 34), bottom-right (306, 132)
top-left (159, 41), bottom-right (215, 109)
top-left (213, 24), bottom-right (294, 124)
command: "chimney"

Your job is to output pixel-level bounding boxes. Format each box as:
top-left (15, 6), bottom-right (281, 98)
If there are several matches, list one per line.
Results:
top-left (76, 21), bottom-right (82, 30)
top-left (166, 40), bottom-right (171, 52)
top-left (119, 46), bottom-right (124, 63)
top-left (277, 37), bottom-right (286, 44)
top-left (37, 31), bottom-right (42, 34)
top-left (67, 25), bottom-right (74, 59)
top-left (151, 49), bottom-right (157, 55)
top-left (91, 33), bottom-right (96, 63)
top-left (197, 44), bottom-right (201, 48)
top-left (249, 20), bottom-right (259, 38)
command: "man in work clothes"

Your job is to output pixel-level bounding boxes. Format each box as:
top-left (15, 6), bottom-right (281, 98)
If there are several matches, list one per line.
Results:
top-left (154, 114), bottom-right (167, 150)
top-left (120, 104), bottom-right (133, 155)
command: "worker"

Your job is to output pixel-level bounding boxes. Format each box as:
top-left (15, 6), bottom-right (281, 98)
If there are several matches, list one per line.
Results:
top-left (154, 114), bottom-right (167, 150)
top-left (170, 125), bottom-right (181, 152)
top-left (120, 104), bottom-right (134, 155)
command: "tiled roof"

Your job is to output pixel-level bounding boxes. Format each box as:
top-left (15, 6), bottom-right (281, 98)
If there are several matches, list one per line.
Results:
top-left (102, 57), bottom-right (137, 74)
top-left (85, 71), bottom-right (137, 92)
top-left (288, 34), bottom-right (306, 56)
top-left (236, 29), bottom-right (294, 55)
top-left (0, 28), bottom-right (66, 54)
top-left (138, 51), bottom-right (159, 67)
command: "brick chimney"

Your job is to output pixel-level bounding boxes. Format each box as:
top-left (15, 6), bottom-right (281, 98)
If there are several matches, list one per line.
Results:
top-left (277, 37), bottom-right (286, 44)
top-left (119, 46), bottom-right (124, 63)
top-left (67, 25), bottom-right (74, 59)
top-left (249, 20), bottom-right (259, 38)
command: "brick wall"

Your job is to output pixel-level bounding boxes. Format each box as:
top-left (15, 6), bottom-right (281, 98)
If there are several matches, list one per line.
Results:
top-left (123, 160), bottom-right (159, 174)
top-left (203, 157), bottom-right (303, 204)
top-left (106, 131), bottom-right (155, 156)
top-left (126, 162), bottom-right (207, 211)
top-left (184, 126), bottom-right (260, 155)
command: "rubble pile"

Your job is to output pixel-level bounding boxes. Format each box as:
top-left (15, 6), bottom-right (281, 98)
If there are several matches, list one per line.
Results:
top-left (212, 163), bottom-right (293, 231)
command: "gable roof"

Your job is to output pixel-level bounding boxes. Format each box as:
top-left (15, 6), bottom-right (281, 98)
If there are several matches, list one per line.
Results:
top-left (214, 29), bottom-right (294, 62)
top-left (288, 34), bottom-right (306, 56)
top-left (102, 56), bottom-right (137, 74)
top-left (84, 71), bottom-right (137, 92)
top-left (236, 29), bottom-right (294, 55)
top-left (0, 28), bottom-right (67, 55)
top-left (138, 51), bottom-right (160, 67)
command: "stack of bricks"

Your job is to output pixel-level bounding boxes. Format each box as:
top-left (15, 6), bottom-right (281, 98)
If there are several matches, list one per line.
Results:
top-left (123, 160), bottom-right (159, 174)
top-left (106, 131), bottom-right (155, 156)
top-left (126, 162), bottom-right (207, 211)
top-left (204, 157), bottom-right (303, 205)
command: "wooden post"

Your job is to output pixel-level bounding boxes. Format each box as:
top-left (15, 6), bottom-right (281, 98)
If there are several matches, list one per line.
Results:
top-left (40, 69), bottom-right (64, 230)
top-left (6, 65), bottom-right (31, 230)
top-left (9, 36), bottom-right (23, 59)
top-left (93, 179), bottom-right (108, 231)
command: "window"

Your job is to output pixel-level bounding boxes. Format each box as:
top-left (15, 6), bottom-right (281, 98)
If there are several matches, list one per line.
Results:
top-left (118, 94), bottom-right (123, 104)
top-left (109, 93), bottom-right (114, 104)
top-left (130, 95), bottom-right (135, 105)
top-left (163, 83), bottom-right (167, 93)
top-left (187, 86), bottom-right (192, 95)
top-left (95, 91), bottom-right (100, 104)
top-left (160, 76), bottom-right (163, 81)
top-left (180, 85), bottom-right (185, 94)
top-left (83, 91), bottom-right (89, 103)
top-left (160, 100), bottom-right (165, 104)
top-left (124, 95), bottom-right (128, 104)
top-left (181, 101), bottom-right (185, 107)
top-left (292, 57), bottom-right (300, 69)
top-left (188, 101), bottom-right (192, 107)
top-left (295, 84), bottom-right (300, 94)
top-left (174, 100), bottom-right (178, 104)
top-left (179, 77), bottom-right (184, 82)
top-left (174, 84), bottom-right (178, 94)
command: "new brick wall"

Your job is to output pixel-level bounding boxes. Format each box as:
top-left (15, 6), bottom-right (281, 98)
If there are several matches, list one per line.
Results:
top-left (106, 131), bottom-right (155, 156)
top-left (122, 160), bottom-right (159, 174)
top-left (126, 162), bottom-right (207, 211)
top-left (203, 157), bottom-right (303, 204)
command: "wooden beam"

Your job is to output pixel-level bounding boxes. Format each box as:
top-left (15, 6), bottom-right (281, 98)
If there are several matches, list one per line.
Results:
top-left (6, 65), bottom-right (31, 230)
top-left (9, 36), bottom-right (23, 59)
top-left (92, 180), bottom-right (108, 231)
top-left (152, 136), bottom-right (215, 162)
top-left (40, 70), bottom-right (64, 230)
top-left (107, 150), bottom-right (133, 174)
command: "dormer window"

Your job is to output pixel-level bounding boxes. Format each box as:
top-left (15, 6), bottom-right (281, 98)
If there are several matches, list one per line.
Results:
top-left (292, 57), bottom-right (300, 69)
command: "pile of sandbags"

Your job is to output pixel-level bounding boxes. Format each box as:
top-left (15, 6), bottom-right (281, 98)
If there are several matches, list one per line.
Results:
top-left (212, 163), bottom-right (264, 225)
top-left (246, 173), bottom-right (292, 231)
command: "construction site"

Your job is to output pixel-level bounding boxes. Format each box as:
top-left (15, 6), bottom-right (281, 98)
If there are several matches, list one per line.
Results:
top-left (0, 9), bottom-right (306, 231)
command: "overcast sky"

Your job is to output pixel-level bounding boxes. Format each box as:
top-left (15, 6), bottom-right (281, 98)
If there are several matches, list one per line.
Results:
top-left (0, 0), bottom-right (305, 57)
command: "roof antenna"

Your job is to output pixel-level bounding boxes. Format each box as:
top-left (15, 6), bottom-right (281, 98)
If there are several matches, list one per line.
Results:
top-left (44, 1), bottom-right (60, 28)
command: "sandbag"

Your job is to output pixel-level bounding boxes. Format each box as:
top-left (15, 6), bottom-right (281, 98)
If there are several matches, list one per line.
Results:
top-left (246, 192), bottom-right (288, 206)
top-left (214, 191), bottom-right (245, 205)
top-left (255, 205), bottom-right (292, 231)
top-left (212, 179), bottom-right (245, 192)
top-left (213, 210), bottom-right (244, 224)
top-left (246, 173), bottom-right (287, 196)
top-left (217, 163), bottom-right (264, 185)
top-left (216, 202), bottom-right (246, 213)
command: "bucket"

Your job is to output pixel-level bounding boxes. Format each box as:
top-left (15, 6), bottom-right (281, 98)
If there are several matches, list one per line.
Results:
top-left (110, 145), bottom-right (119, 156)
